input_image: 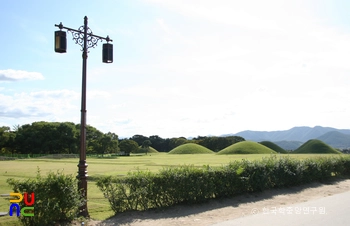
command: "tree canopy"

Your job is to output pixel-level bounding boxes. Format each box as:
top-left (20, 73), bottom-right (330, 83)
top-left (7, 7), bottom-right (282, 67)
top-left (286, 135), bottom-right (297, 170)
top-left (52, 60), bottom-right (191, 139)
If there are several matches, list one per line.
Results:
top-left (119, 140), bottom-right (139, 155)
top-left (0, 121), bottom-right (118, 155)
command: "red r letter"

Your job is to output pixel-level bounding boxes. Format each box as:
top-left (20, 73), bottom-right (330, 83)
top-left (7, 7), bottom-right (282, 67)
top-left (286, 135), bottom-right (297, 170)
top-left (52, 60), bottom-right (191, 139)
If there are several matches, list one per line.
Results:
top-left (24, 192), bottom-right (35, 206)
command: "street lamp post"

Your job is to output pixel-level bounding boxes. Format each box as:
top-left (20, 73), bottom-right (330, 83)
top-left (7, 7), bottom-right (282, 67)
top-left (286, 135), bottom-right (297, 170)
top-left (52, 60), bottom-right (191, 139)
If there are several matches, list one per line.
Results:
top-left (54, 16), bottom-right (113, 217)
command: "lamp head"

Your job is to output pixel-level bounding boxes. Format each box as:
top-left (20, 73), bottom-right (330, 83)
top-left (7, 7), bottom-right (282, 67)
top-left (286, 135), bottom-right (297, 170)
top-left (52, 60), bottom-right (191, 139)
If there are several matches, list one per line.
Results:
top-left (102, 42), bottom-right (113, 63)
top-left (54, 30), bottom-right (67, 53)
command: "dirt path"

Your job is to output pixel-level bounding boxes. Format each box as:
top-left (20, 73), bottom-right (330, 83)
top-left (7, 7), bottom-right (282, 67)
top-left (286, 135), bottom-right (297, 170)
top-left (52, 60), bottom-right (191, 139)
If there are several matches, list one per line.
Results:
top-left (85, 178), bottom-right (350, 226)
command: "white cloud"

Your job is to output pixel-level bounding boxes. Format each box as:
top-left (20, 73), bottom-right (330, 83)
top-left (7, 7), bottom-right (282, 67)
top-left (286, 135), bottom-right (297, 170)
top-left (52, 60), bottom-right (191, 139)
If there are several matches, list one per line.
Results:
top-left (30, 90), bottom-right (79, 99)
top-left (0, 69), bottom-right (44, 81)
top-left (0, 90), bottom-right (79, 119)
top-left (87, 90), bottom-right (112, 99)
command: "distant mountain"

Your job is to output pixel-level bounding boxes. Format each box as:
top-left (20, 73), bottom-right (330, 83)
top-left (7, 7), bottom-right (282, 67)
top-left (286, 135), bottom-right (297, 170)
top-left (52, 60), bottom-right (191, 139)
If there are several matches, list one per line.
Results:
top-left (231, 126), bottom-right (350, 143)
top-left (316, 131), bottom-right (350, 149)
top-left (223, 126), bottom-right (350, 150)
top-left (274, 141), bottom-right (303, 151)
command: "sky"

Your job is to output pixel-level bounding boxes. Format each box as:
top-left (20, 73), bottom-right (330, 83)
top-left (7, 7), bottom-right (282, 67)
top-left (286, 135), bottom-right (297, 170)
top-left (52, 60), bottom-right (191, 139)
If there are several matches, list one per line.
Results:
top-left (1, 0), bottom-right (350, 138)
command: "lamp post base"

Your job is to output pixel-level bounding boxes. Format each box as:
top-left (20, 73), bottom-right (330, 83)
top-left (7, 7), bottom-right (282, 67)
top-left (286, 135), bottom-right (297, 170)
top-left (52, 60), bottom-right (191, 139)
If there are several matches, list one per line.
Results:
top-left (77, 160), bottom-right (89, 218)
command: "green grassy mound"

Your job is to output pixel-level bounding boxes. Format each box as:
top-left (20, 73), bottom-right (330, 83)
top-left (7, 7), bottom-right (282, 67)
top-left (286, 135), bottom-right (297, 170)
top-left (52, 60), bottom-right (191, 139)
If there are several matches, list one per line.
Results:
top-left (218, 141), bottom-right (277, 154)
top-left (168, 143), bottom-right (214, 154)
top-left (133, 146), bottom-right (159, 154)
top-left (293, 139), bottom-right (342, 154)
top-left (259, 141), bottom-right (287, 153)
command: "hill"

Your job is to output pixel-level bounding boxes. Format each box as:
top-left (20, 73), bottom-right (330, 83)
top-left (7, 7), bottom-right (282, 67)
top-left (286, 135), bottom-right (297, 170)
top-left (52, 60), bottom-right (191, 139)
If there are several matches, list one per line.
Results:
top-left (168, 143), bottom-right (214, 154)
top-left (293, 139), bottom-right (342, 154)
top-left (316, 131), bottom-right (350, 149)
top-left (259, 141), bottom-right (287, 153)
top-left (217, 141), bottom-right (277, 154)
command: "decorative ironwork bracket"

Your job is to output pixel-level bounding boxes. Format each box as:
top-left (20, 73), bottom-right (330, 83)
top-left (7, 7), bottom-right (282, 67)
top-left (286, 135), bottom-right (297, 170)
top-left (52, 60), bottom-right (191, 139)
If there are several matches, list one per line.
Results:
top-left (54, 22), bottom-right (112, 51)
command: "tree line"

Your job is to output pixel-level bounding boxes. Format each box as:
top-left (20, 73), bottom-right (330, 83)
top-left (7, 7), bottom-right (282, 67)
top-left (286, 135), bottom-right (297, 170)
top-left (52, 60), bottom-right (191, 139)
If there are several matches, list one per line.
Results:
top-left (0, 121), bottom-right (245, 155)
top-left (0, 122), bottom-right (118, 155)
top-left (127, 134), bottom-right (245, 152)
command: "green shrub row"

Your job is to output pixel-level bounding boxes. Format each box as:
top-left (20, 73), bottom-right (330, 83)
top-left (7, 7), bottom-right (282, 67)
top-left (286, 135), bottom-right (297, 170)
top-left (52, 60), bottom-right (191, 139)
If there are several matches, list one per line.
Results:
top-left (7, 168), bottom-right (85, 226)
top-left (96, 156), bottom-right (350, 213)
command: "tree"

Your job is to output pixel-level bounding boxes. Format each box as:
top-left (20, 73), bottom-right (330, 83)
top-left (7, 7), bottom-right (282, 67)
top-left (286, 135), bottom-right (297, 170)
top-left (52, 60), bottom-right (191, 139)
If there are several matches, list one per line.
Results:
top-left (99, 132), bottom-right (119, 156)
top-left (0, 126), bottom-right (16, 154)
top-left (13, 122), bottom-right (114, 155)
top-left (149, 135), bottom-right (168, 152)
top-left (169, 137), bottom-right (188, 150)
top-left (141, 140), bottom-right (152, 155)
top-left (57, 122), bottom-right (78, 154)
top-left (130, 134), bottom-right (149, 146)
top-left (14, 122), bottom-right (50, 154)
top-left (83, 124), bottom-right (104, 154)
top-left (119, 140), bottom-right (139, 156)
top-left (4, 122), bottom-right (120, 155)
top-left (13, 122), bottom-right (79, 154)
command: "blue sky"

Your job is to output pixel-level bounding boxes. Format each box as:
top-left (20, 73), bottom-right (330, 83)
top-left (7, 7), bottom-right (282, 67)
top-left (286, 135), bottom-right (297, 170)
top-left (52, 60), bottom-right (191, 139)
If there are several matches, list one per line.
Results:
top-left (1, 0), bottom-right (350, 138)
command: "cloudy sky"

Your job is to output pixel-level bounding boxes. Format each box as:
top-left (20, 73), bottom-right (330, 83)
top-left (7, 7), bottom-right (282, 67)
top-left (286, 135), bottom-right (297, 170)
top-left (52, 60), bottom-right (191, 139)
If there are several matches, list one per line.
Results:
top-left (1, 0), bottom-right (350, 138)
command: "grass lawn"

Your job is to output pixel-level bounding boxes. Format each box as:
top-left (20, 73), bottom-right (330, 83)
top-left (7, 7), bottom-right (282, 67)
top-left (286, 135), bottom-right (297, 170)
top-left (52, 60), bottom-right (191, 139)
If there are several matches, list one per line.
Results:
top-left (0, 153), bottom-right (344, 225)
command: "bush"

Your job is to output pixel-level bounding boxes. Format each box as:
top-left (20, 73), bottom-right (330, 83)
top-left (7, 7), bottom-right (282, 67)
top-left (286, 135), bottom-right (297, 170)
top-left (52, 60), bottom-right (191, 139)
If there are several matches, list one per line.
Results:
top-left (97, 156), bottom-right (350, 214)
top-left (7, 168), bottom-right (85, 226)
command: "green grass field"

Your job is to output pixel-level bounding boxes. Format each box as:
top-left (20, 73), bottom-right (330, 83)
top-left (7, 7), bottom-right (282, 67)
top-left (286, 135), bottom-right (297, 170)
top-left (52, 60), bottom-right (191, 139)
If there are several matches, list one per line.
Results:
top-left (0, 153), bottom-right (344, 225)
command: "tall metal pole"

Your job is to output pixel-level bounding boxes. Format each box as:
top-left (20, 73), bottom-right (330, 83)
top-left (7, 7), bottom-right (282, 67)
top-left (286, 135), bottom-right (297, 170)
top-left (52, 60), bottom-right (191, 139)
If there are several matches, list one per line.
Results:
top-left (55, 16), bottom-right (113, 219)
top-left (78, 16), bottom-right (89, 218)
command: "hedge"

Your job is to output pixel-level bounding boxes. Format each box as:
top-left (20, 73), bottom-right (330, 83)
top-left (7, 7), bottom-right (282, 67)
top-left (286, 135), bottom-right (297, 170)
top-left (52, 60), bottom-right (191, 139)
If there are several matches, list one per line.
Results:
top-left (7, 169), bottom-right (85, 226)
top-left (96, 156), bottom-right (350, 214)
